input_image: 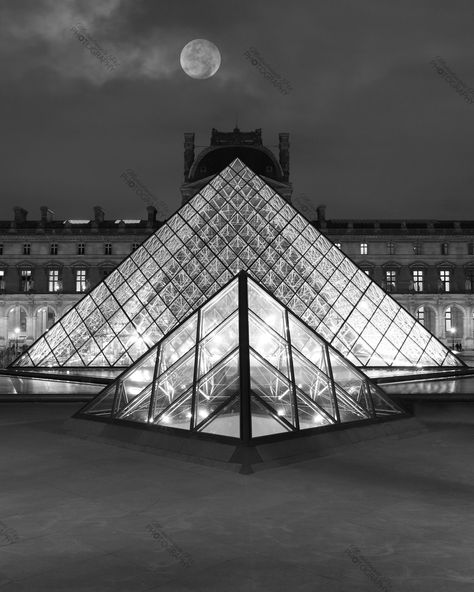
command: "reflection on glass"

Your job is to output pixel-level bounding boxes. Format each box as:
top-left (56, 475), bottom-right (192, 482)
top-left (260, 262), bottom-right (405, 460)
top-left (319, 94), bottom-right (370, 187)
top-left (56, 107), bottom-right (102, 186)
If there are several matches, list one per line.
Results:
top-left (198, 313), bottom-right (239, 377)
top-left (249, 315), bottom-right (289, 377)
top-left (199, 395), bottom-right (240, 437)
top-left (250, 396), bottom-right (291, 437)
top-left (119, 383), bottom-right (153, 422)
top-left (250, 351), bottom-right (296, 427)
top-left (291, 349), bottom-right (336, 418)
top-left (288, 316), bottom-right (326, 370)
top-left (155, 390), bottom-right (193, 429)
top-left (295, 389), bottom-right (334, 430)
top-left (152, 350), bottom-right (195, 420)
top-left (158, 316), bottom-right (197, 375)
top-left (248, 281), bottom-right (286, 336)
top-left (201, 281), bottom-right (238, 338)
top-left (195, 351), bottom-right (239, 426)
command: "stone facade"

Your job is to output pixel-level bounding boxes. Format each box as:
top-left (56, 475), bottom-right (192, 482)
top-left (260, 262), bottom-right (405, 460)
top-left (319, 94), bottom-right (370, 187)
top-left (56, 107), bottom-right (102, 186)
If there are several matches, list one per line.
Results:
top-left (0, 206), bottom-right (159, 354)
top-left (313, 206), bottom-right (474, 350)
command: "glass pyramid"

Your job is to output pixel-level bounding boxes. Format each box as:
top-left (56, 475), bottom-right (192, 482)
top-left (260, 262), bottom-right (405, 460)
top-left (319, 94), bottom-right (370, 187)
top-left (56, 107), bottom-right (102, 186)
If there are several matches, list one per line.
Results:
top-left (13, 158), bottom-right (461, 370)
top-left (76, 273), bottom-right (404, 439)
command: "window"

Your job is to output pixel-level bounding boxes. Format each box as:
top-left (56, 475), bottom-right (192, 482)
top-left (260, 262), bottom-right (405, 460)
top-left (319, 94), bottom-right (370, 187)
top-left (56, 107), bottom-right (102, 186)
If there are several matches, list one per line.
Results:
top-left (441, 242), bottom-right (449, 255)
top-left (445, 306), bottom-right (453, 332)
top-left (131, 242), bottom-right (140, 252)
top-left (387, 242), bottom-right (395, 255)
top-left (363, 269), bottom-right (372, 276)
top-left (75, 269), bottom-right (87, 293)
top-left (48, 269), bottom-right (60, 293)
top-left (417, 306), bottom-right (425, 326)
top-left (412, 270), bottom-right (424, 292)
top-left (360, 243), bottom-right (368, 255)
top-left (0, 244), bottom-right (3, 255)
top-left (413, 242), bottom-right (422, 255)
top-left (465, 270), bottom-right (474, 293)
top-left (50, 243), bottom-right (58, 255)
top-left (20, 270), bottom-right (32, 292)
top-left (23, 243), bottom-right (31, 255)
top-left (0, 270), bottom-right (4, 291)
top-left (385, 270), bottom-right (397, 292)
top-left (469, 243), bottom-right (474, 256)
top-left (440, 270), bottom-right (451, 292)
top-left (77, 243), bottom-right (85, 255)
top-left (105, 243), bottom-right (112, 255)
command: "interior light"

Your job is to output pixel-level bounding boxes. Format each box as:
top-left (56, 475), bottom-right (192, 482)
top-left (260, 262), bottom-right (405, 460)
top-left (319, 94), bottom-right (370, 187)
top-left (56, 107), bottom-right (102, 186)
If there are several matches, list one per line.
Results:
top-left (277, 408), bottom-right (285, 416)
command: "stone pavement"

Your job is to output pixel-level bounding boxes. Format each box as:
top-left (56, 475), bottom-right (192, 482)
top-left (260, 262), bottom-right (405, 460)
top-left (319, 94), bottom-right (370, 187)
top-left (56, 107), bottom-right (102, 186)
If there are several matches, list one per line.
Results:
top-left (0, 402), bottom-right (473, 591)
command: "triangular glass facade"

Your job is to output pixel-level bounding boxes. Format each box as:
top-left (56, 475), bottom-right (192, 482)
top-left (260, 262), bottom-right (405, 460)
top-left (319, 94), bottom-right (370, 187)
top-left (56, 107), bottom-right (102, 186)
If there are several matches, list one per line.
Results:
top-left (13, 158), bottom-right (461, 370)
top-left (77, 274), bottom-right (403, 439)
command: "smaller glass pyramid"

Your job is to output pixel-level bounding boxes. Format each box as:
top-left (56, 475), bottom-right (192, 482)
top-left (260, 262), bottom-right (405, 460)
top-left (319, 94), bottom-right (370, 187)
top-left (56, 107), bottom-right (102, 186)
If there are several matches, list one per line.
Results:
top-left (77, 273), bottom-right (403, 439)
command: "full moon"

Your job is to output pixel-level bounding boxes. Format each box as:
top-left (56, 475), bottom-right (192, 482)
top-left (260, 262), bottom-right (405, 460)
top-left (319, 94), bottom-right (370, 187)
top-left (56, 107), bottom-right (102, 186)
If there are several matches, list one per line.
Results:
top-left (180, 39), bottom-right (221, 79)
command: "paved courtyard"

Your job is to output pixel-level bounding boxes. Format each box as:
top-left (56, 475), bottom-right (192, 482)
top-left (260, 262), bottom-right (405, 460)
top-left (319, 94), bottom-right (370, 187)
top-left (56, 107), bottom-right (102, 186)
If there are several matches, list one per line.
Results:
top-left (0, 402), bottom-right (474, 591)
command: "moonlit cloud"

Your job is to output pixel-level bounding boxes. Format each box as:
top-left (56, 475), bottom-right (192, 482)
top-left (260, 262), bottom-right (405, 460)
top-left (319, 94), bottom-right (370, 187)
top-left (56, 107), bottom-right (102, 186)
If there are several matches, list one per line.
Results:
top-left (0, 0), bottom-right (182, 84)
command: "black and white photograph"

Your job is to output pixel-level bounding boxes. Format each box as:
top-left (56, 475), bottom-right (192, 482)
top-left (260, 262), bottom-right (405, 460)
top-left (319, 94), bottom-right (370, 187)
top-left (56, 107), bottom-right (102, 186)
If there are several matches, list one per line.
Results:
top-left (0, 1), bottom-right (473, 590)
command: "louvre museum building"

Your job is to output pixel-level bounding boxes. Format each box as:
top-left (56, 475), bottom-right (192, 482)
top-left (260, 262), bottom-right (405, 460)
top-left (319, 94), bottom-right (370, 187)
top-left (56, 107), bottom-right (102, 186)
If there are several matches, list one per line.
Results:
top-left (0, 127), bottom-right (472, 470)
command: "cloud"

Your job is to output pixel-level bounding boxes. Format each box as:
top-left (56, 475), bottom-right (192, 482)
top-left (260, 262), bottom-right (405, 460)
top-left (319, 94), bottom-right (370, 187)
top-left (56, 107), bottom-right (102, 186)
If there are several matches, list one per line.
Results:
top-left (0, 0), bottom-right (183, 84)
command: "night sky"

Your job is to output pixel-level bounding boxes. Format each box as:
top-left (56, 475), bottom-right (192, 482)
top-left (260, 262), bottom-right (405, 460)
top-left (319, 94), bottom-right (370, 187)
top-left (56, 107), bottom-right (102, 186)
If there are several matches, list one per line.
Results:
top-left (1, 0), bottom-right (473, 221)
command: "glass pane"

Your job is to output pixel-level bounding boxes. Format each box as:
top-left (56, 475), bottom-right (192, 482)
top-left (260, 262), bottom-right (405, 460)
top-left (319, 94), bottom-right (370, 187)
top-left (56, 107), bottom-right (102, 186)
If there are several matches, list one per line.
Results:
top-left (152, 349), bottom-right (195, 420)
top-left (369, 384), bottom-right (401, 416)
top-left (122, 350), bottom-right (157, 398)
top-left (296, 390), bottom-right (334, 430)
top-left (200, 280), bottom-right (239, 338)
top-left (80, 384), bottom-right (116, 416)
top-left (199, 395), bottom-right (240, 437)
top-left (248, 279), bottom-right (286, 337)
top-left (251, 396), bottom-right (292, 437)
top-left (250, 351), bottom-right (296, 427)
top-left (291, 349), bottom-right (336, 418)
top-left (249, 314), bottom-right (289, 378)
top-left (329, 351), bottom-right (367, 404)
top-left (334, 385), bottom-right (370, 422)
top-left (288, 315), bottom-right (326, 369)
top-left (118, 383), bottom-right (153, 422)
top-left (157, 315), bottom-right (197, 375)
top-left (155, 389), bottom-right (193, 430)
top-left (195, 351), bottom-right (239, 426)
top-left (198, 312), bottom-right (239, 378)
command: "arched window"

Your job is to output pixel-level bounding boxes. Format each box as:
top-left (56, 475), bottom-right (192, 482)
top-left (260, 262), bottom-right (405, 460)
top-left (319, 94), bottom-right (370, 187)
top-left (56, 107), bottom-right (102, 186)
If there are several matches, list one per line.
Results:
top-left (417, 306), bottom-right (425, 325)
top-left (7, 306), bottom-right (28, 349)
top-left (417, 306), bottom-right (435, 333)
top-left (445, 306), bottom-right (464, 339)
top-left (35, 306), bottom-right (56, 338)
top-left (445, 306), bottom-right (452, 332)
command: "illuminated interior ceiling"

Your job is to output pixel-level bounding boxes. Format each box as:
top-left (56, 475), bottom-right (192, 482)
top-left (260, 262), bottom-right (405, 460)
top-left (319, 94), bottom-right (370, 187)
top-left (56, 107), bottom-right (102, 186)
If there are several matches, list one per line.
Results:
top-left (76, 273), bottom-right (403, 438)
top-left (13, 158), bottom-right (461, 370)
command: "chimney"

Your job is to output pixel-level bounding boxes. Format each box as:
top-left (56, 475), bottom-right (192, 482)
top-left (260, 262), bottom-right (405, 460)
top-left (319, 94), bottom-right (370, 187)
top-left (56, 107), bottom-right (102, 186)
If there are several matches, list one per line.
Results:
top-left (40, 206), bottom-right (54, 224)
top-left (147, 205), bottom-right (157, 227)
top-left (14, 207), bottom-right (28, 224)
top-left (278, 133), bottom-right (290, 181)
top-left (184, 132), bottom-right (195, 182)
top-left (93, 206), bottom-right (105, 224)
